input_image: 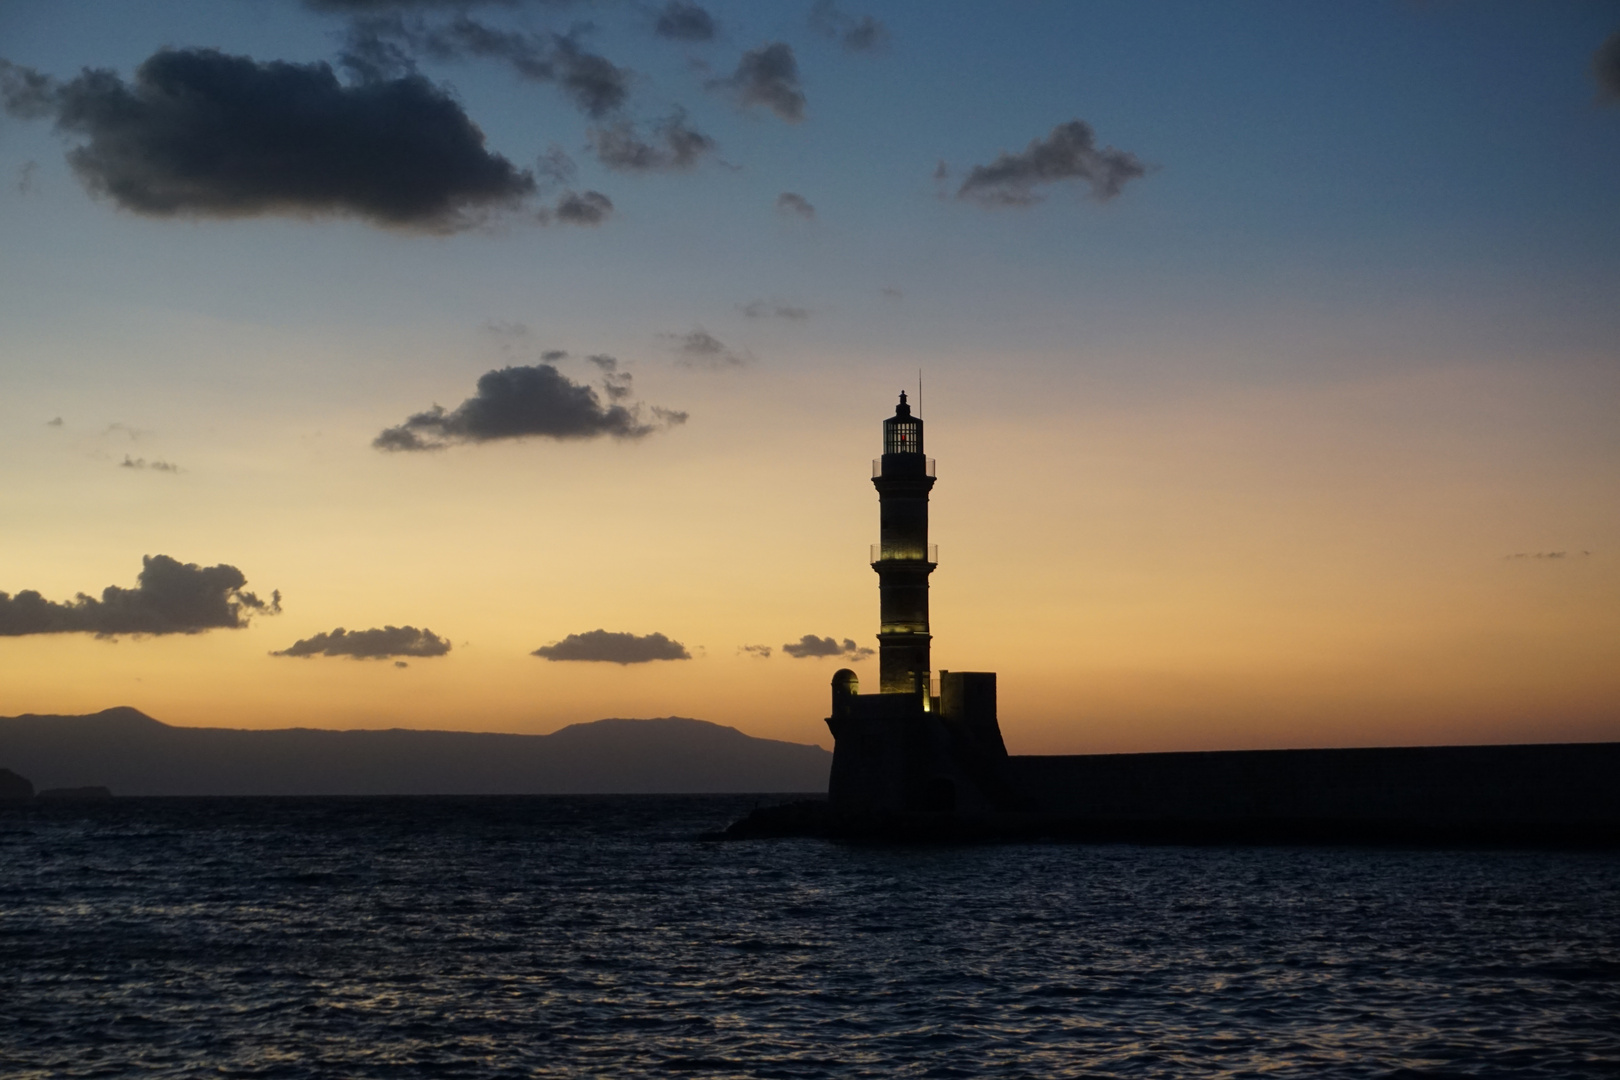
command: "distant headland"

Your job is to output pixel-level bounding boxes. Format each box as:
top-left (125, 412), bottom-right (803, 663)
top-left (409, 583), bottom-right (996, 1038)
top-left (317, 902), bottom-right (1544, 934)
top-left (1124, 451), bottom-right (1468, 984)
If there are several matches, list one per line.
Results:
top-left (0, 766), bottom-right (111, 801)
top-left (0, 707), bottom-right (830, 796)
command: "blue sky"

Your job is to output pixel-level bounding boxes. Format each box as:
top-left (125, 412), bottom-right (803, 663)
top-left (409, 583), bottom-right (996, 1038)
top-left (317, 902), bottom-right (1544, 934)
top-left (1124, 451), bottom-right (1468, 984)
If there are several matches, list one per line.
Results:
top-left (7, 3), bottom-right (1617, 394)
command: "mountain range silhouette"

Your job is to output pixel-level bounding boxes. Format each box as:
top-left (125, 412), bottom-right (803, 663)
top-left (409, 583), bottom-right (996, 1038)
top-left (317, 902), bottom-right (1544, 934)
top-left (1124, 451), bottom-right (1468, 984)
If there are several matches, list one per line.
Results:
top-left (0, 707), bottom-right (830, 796)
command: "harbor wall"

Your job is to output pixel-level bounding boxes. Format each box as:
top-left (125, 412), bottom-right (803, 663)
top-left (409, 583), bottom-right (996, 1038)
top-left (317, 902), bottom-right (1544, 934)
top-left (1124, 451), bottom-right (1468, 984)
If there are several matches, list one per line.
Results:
top-left (1006, 742), bottom-right (1620, 831)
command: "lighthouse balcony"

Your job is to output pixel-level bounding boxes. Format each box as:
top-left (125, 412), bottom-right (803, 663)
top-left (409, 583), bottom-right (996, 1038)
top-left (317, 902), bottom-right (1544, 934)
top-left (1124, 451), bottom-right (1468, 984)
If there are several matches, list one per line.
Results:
top-left (872, 457), bottom-right (935, 479)
top-left (870, 542), bottom-right (938, 566)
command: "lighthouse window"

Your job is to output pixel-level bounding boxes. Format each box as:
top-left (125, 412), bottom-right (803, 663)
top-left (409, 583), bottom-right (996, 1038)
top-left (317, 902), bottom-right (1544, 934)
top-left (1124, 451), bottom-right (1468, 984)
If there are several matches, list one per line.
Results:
top-left (886, 421), bottom-right (919, 454)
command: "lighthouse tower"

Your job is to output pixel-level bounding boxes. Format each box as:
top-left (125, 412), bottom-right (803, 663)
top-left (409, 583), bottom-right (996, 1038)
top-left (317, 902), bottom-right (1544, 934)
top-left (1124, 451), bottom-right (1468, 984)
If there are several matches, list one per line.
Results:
top-left (825, 391), bottom-right (1008, 818)
top-left (872, 391), bottom-right (937, 698)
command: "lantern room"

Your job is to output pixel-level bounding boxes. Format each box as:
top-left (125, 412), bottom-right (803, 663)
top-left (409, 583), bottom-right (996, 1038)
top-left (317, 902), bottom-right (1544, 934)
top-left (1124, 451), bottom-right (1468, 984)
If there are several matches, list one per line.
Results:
top-left (882, 392), bottom-right (923, 455)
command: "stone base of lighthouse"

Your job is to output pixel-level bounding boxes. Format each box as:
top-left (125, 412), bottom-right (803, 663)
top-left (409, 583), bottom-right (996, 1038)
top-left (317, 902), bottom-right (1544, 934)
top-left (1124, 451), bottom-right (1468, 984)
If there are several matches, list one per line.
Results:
top-left (824, 669), bottom-right (1015, 817)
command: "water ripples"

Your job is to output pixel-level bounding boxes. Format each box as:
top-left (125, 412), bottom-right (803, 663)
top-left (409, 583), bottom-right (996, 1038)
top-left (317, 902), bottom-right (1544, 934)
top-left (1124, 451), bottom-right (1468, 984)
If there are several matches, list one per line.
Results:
top-left (1, 796), bottom-right (1617, 1078)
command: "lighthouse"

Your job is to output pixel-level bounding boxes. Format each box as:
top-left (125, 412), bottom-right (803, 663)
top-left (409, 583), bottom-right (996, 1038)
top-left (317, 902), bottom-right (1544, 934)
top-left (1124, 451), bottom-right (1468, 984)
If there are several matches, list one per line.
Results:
top-left (825, 391), bottom-right (1008, 817)
top-left (872, 391), bottom-right (937, 698)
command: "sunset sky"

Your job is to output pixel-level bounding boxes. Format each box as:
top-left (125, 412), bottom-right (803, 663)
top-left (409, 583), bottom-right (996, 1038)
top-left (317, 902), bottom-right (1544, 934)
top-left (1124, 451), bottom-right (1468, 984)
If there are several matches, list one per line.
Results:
top-left (2, 0), bottom-right (1618, 753)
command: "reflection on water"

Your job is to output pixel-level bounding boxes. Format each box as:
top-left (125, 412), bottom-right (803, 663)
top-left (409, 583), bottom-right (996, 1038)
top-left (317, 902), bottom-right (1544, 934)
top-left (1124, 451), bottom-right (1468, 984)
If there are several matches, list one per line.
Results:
top-left (2, 796), bottom-right (1617, 1078)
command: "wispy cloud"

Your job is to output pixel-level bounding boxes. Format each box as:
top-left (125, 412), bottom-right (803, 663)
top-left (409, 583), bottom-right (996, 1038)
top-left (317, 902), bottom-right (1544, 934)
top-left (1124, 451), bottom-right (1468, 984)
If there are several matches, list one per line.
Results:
top-left (775, 191), bottom-right (815, 219)
top-left (587, 355), bottom-right (635, 400)
top-left (481, 320), bottom-right (530, 340)
top-left (739, 299), bottom-right (810, 320)
top-left (808, 1), bottom-right (889, 52)
top-left (537, 189), bottom-right (613, 225)
top-left (339, 16), bottom-right (630, 118)
top-left (1505, 551), bottom-right (1592, 560)
top-left (654, 1), bottom-right (717, 42)
top-left (589, 112), bottom-right (717, 172)
top-left (955, 119), bottom-right (1148, 207)
top-left (120, 455), bottom-right (180, 473)
top-left (663, 328), bottom-right (751, 370)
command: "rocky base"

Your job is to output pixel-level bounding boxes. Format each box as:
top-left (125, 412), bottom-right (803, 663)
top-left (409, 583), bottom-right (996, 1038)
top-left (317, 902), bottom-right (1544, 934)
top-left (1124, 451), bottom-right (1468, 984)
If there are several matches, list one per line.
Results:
top-left (706, 800), bottom-right (836, 839)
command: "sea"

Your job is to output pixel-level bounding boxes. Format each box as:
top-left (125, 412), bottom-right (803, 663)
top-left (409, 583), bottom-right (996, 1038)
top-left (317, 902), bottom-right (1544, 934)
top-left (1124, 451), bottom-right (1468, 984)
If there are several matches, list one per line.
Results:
top-left (2, 796), bottom-right (1617, 1079)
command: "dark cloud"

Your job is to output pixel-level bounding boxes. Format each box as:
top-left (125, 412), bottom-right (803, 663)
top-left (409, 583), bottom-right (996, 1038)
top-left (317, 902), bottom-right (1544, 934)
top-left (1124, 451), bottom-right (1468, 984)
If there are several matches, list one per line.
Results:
top-left (340, 16), bottom-right (629, 117)
top-left (17, 160), bottom-right (38, 194)
top-left (654, 2), bottom-right (717, 42)
top-left (782, 634), bottom-right (873, 660)
top-left (808, 1), bottom-right (889, 52)
top-left (541, 348), bottom-right (569, 361)
top-left (46, 416), bottom-right (64, 427)
top-left (374, 362), bottom-right (685, 450)
top-left (0, 51), bottom-right (535, 231)
top-left (1595, 31), bottom-right (1620, 102)
top-left (532, 629), bottom-right (691, 663)
top-left (589, 112), bottom-right (717, 171)
top-left (709, 43), bottom-right (804, 122)
top-left (120, 455), bottom-right (180, 473)
top-left (0, 554), bottom-right (279, 638)
top-left (775, 191), bottom-right (814, 218)
top-left (273, 625), bottom-right (451, 659)
top-left (538, 188), bottom-right (613, 225)
top-left (739, 643), bottom-right (772, 658)
top-left (956, 119), bottom-right (1148, 207)
top-left (586, 354), bottom-right (617, 371)
top-left (663, 328), bottom-right (750, 369)
top-left (740, 300), bottom-right (810, 320)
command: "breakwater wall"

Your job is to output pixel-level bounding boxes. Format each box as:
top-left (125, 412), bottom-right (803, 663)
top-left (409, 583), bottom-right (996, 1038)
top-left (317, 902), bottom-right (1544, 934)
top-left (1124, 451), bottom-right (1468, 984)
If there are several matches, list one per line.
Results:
top-left (1005, 742), bottom-right (1620, 843)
